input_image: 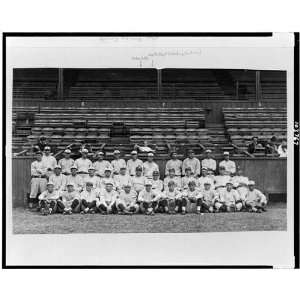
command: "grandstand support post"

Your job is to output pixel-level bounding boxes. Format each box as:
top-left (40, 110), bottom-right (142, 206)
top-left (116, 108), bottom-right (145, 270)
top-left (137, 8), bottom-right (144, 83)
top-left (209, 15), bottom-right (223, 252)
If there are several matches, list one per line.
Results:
top-left (255, 70), bottom-right (262, 107)
top-left (58, 68), bottom-right (64, 100)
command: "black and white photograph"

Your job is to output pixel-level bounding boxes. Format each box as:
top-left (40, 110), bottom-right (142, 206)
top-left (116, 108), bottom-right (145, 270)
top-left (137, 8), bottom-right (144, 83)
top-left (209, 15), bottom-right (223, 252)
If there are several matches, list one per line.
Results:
top-left (3, 33), bottom-right (296, 267)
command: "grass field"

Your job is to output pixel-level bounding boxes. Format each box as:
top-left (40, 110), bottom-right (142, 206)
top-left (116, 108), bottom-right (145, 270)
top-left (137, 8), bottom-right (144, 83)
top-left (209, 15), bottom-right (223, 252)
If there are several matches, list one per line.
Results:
top-left (12, 202), bottom-right (286, 234)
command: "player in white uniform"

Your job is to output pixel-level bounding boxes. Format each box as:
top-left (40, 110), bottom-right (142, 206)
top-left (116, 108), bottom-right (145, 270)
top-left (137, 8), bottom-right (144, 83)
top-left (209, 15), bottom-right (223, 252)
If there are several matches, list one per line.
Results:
top-left (42, 146), bottom-right (57, 177)
top-left (83, 166), bottom-right (101, 190)
top-left (114, 166), bottom-right (132, 192)
top-left (151, 170), bottom-right (163, 194)
top-left (66, 165), bottom-right (84, 192)
top-left (143, 152), bottom-right (159, 179)
top-left (29, 151), bottom-right (48, 208)
top-left (93, 151), bottom-right (112, 178)
top-left (216, 180), bottom-right (241, 212)
top-left (200, 180), bottom-right (218, 213)
top-left (111, 150), bottom-right (127, 175)
top-left (197, 167), bottom-right (215, 190)
top-left (127, 150), bottom-right (143, 176)
top-left (74, 149), bottom-right (92, 180)
top-left (49, 165), bottom-right (67, 192)
top-left (158, 180), bottom-right (182, 214)
top-left (182, 149), bottom-right (201, 177)
top-left (181, 180), bottom-right (203, 214)
top-left (38, 182), bottom-right (60, 215)
top-left (232, 167), bottom-right (249, 203)
top-left (100, 168), bottom-right (116, 191)
top-left (181, 167), bottom-right (195, 190)
top-left (245, 181), bottom-right (267, 213)
top-left (163, 168), bottom-right (182, 191)
top-left (80, 181), bottom-right (99, 214)
top-left (165, 151), bottom-right (182, 177)
top-left (219, 151), bottom-right (236, 175)
top-left (98, 181), bottom-right (119, 214)
top-left (201, 149), bottom-right (217, 173)
top-left (116, 183), bottom-right (139, 214)
top-left (57, 182), bottom-right (81, 214)
top-left (214, 166), bottom-right (231, 195)
top-left (58, 149), bottom-right (74, 176)
top-left (138, 181), bottom-right (160, 215)
top-left (131, 166), bottom-right (146, 194)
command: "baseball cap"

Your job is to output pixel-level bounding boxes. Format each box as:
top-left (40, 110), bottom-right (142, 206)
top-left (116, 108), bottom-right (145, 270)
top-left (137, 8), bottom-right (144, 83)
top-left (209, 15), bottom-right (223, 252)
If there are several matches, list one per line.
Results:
top-left (226, 180), bottom-right (233, 185)
top-left (136, 166), bottom-right (143, 171)
top-left (86, 181), bottom-right (94, 186)
top-left (47, 182), bottom-right (54, 186)
top-left (81, 148), bottom-right (88, 153)
top-left (248, 180), bottom-right (255, 185)
top-left (202, 167), bottom-right (208, 171)
top-left (145, 180), bottom-right (152, 186)
top-left (70, 165), bottom-right (77, 170)
top-left (88, 166), bottom-right (96, 171)
top-left (44, 146), bottom-right (51, 151)
top-left (168, 168), bottom-right (175, 172)
top-left (54, 165), bottom-right (61, 169)
top-left (223, 151), bottom-right (230, 155)
top-left (113, 150), bottom-right (120, 155)
top-left (120, 166), bottom-right (127, 169)
top-left (97, 151), bottom-right (104, 156)
top-left (104, 167), bottom-right (112, 172)
top-left (204, 180), bottom-right (211, 185)
top-left (168, 180), bottom-right (175, 186)
top-left (131, 150), bottom-right (138, 155)
top-left (152, 170), bottom-right (159, 175)
top-left (188, 180), bottom-right (196, 186)
top-left (205, 149), bottom-right (212, 153)
top-left (188, 149), bottom-right (194, 153)
top-left (64, 149), bottom-right (71, 154)
top-left (148, 152), bottom-right (154, 157)
top-left (105, 180), bottom-right (114, 186)
top-left (185, 166), bottom-right (192, 171)
top-left (124, 183), bottom-right (131, 187)
top-left (36, 151), bottom-right (43, 155)
top-left (66, 182), bottom-right (75, 187)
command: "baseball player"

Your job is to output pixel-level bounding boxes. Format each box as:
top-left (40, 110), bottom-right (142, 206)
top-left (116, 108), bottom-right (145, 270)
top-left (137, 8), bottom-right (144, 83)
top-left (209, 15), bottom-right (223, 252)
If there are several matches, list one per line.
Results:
top-left (216, 180), bottom-right (241, 212)
top-left (182, 149), bottom-right (201, 177)
top-left (181, 166), bottom-right (195, 190)
top-left (163, 168), bottom-right (182, 191)
top-left (131, 166), bottom-right (146, 194)
top-left (138, 181), bottom-right (160, 215)
top-left (151, 170), bottom-right (163, 193)
top-left (98, 181), bottom-right (119, 214)
top-left (181, 180), bottom-right (203, 214)
top-left (245, 181), bottom-right (267, 213)
top-left (74, 148), bottom-right (92, 180)
top-left (127, 150), bottom-right (143, 176)
top-left (100, 168), bottom-right (116, 191)
top-left (49, 165), bottom-right (67, 192)
top-left (158, 180), bottom-right (182, 214)
top-left (83, 166), bottom-right (101, 190)
top-left (57, 182), bottom-right (81, 214)
top-left (165, 151), bottom-right (182, 177)
top-left (58, 149), bottom-right (74, 176)
top-left (66, 165), bottom-right (84, 192)
top-left (92, 151), bottom-right (112, 178)
top-left (116, 183), bottom-right (139, 214)
top-left (219, 151), bottom-right (236, 175)
top-left (232, 167), bottom-right (249, 203)
top-left (41, 146), bottom-right (57, 177)
top-left (201, 149), bottom-right (216, 173)
top-left (200, 180), bottom-right (218, 213)
top-left (197, 167), bottom-right (215, 190)
top-left (38, 182), bottom-right (60, 215)
top-left (80, 181), bottom-right (100, 214)
top-left (114, 166), bottom-right (131, 192)
top-left (214, 166), bottom-right (231, 195)
top-left (111, 150), bottom-right (126, 175)
top-left (142, 152), bottom-right (159, 179)
top-left (29, 151), bottom-right (48, 208)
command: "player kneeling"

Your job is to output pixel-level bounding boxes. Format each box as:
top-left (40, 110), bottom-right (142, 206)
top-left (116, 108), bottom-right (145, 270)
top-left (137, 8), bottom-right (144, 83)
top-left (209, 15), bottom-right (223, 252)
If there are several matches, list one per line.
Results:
top-left (116, 184), bottom-right (139, 214)
top-left (98, 181), bottom-right (119, 214)
top-left (38, 182), bottom-right (60, 215)
top-left (215, 180), bottom-right (242, 212)
top-left (57, 183), bottom-right (81, 215)
top-left (158, 180), bottom-right (182, 214)
top-left (138, 181), bottom-right (160, 215)
top-left (201, 180), bottom-right (218, 213)
top-left (80, 181), bottom-right (99, 214)
top-left (244, 181), bottom-right (267, 213)
top-left (181, 180), bottom-right (203, 214)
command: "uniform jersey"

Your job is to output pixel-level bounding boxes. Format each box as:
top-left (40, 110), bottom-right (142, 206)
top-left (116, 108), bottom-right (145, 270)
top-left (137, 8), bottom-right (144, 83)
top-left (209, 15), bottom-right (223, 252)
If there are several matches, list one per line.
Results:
top-left (66, 174), bottom-right (84, 191)
top-left (163, 176), bottom-right (182, 191)
top-left (58, 158), bottom-right (75, 174)
top-left (84, 175), bottom-right (101, 189)
top-left (138, 189), bottom-right (160, 203)
top-left (118, 190), bottom-right (137, 206)
top-left (182, 188), bottom-right (203, 200)
top-left (214, 175), bottom-right (231, 189)
top-left (232, 175), bottom-right (249, 201)
top-left (197, 176), bottom-right (215, 190)
top-left (42, 155), bottom-right (57, 171)
top-left (245, 189), bottom-right (267, 205)
top-left (181, 175), bottom-right (197, 190)
top-left (92, 160), bottom-right (112, 177)
top-left (160, 189), bottom-right (182, 201)
top-left (127, 159), bottom-right (143, 176)
top-left (31, 160), bottom-right (47, 176)
top-left (219, 189), bottom-right (240, 205)
top-left (38, 190), bottom-right (60, 202)
top-left (80, 189), bottom-right (99, 203)
top-left (99, 189), bottom-right (119, 206)
top-left (74, 158), bottom-right (92, 173)
top-left (219, 160), bottom-right (236, 175)
top-left (131, 175), bottom-right (146, 193)
top-left (182, 157), bottom-right (201, 176)
top-left (60, 191), bottom-right (80, 208)
top-left (201, 188), bottom-right (218, 206)
top-left (165, 159), bottom-right (182, 176)
top-left (100, 177), bottom-right (116, 191)
top-left (151, 178), bottom-right (163, 192)
top-left (111, 158), bottom-right (127, 174)
top-left (201, 158), bottom-right (217, 171)
top-left (143, 161), bottom-right (159, 179)
top-left (48, 174), bottom-right (67, 191)
top-left (114, 174), bottom-right (132, 191)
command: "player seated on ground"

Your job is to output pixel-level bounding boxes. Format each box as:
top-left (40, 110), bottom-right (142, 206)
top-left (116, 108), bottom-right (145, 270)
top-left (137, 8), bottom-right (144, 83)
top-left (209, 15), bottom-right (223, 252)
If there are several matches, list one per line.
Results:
top-left (165, 151), bottom-right (182, 177)
top-left (116, 183), bottom-right (139, 215)
top-left (80, 182), bottom-right (99, 214)
top-left (151, 170), bottom-right (163, 193)
top-left (100, 168), bottom-right (115, 191)
top-left (200, 180), bottom-right (218, 213)
top-left (219, 151), bottom-right (236, 175)
top-left (163, 168), bottom-right (182, 191)
top-left (57, 183), bottom-right (81, 215)
top-left (182, 149), bottom-right (201, 177)
top-left (29, 151), bottom-right (48, 209)
top-left (158, 180), bottom-right (182, 214)
top-left (74, 148), bottom-right (92, 180)
top-left (201, 149), bottom-right (216, 173)
top-left (232, 167), bottom-right (249, 203)
top-left (215, 180), bottom-right (242, 213)
top-left (138, 181), bottom-right (160, 215)
top-left (143, 152), bottom-right (159, 179)
top-left (58, 149), bottom-right (74, 176)
top-left (114, 166), bottom-right (131, 192)
top-left (98, 181), bottom-right (119, 214)
top-left (181, 180), bottom-right (203, 215)
top-left (127, 150), bottom-right (143, 177)
top-left (181, 167), bottom-right (194, 190)
top-left (38, 182), bottom-right (60, 215)
top-left (67, 165), bottom-right (84, 192)
top-left (244, 181), bottom-right (267, 213)
top-left (198, 167), bottom-right (215, 190)
top-left (49, 165), bottom-right (67, 192)
top-left (214, 166), bottom-right (231, 195)
top-left (84, 166), bottom-right (101, 190)
top-left (93, 151), bottom-right (112, 178)
top-left (131, 166), bottom-right (146, 195)
top-left (111, 150), bottom-right (126, 175)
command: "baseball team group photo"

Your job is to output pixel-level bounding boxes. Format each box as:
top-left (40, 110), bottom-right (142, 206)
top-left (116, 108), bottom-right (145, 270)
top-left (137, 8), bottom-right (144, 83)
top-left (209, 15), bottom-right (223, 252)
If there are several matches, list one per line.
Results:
top-left (11, 66), bottom-right (287, 234)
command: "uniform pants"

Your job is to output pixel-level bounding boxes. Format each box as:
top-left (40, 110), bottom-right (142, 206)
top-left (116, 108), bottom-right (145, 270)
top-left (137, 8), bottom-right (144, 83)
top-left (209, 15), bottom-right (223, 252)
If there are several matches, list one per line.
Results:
top-left (117, 203), bottom-right (139, 213)
top-left (39, 199), bottom-right (57, 212)
top-left (81, 200), bottom-right (97, 211)
top-left (56, 199), bottom-right (80, 213)
top-left (30, 178), bottom-right (47, 198)
top-left (201, 202), bottom-right (214, 212)
top-left (140, 201), bottom-right (158, 213)
top-left (98, 202), bottom-right (118, 214)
